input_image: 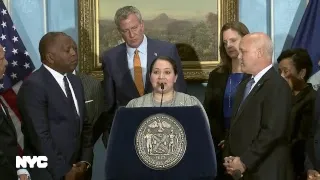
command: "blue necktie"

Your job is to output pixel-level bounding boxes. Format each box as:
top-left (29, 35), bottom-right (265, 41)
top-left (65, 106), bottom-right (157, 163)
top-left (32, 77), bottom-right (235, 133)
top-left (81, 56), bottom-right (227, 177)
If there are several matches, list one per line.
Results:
top-left (241, 78), bottom-right (255, 104)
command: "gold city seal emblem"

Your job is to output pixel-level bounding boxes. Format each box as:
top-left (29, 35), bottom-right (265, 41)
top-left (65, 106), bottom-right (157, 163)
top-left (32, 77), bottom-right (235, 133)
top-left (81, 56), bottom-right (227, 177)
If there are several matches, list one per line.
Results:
top-left (135, 113), bottom-right (187, 170)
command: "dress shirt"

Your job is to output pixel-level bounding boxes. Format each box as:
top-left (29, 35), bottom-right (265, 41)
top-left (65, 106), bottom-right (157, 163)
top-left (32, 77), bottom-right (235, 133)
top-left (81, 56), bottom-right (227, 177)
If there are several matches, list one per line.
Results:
top-left (43, 64), bottom-right (79, 115)
top-left (249, 64), bottom-right (273, 93)
top-left (126, 35), bottom-right (148, 84)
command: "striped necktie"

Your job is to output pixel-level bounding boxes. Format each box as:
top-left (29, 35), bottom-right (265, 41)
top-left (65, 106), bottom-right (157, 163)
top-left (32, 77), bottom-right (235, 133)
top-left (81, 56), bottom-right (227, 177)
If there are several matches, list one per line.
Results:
top-left (241, 78), bottom-right (255, 104)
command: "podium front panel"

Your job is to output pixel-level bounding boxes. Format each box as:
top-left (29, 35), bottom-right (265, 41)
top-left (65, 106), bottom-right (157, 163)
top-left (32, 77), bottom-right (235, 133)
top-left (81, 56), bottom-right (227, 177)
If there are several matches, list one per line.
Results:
top-left (105, 106), bottom-right (216, 180)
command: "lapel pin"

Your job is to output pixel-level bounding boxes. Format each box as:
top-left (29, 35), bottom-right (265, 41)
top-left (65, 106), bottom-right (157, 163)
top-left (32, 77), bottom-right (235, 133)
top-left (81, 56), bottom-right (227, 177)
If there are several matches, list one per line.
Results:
top-left (154, 52), bottom-right (157, 56)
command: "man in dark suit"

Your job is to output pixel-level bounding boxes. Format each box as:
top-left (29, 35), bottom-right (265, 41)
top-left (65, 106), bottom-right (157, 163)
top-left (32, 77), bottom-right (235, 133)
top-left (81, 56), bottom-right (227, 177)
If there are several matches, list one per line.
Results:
top-left (0, 44), bottom-right (29, 180)
top-left (101, 6), bottom-right (187, 146)
top-left (305, 89), bottom-right (320, 179)
top-left (70, 36), bottom-right (107, 146)
top-left (74, 70), bottom-right (108, 180)
top-left (17, 32), bottom-right (93, 180)
top-left (223, 32), bottom-right (293, 179)
top-left (74, 71), bottom-right (107, 144)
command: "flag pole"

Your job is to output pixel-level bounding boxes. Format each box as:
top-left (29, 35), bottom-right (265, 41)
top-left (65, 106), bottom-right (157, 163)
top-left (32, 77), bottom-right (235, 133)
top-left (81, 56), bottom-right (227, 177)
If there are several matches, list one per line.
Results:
top-left (270, 0), bottom-right (275, 64)
top-left (43, 0), bottom-right (47, 34)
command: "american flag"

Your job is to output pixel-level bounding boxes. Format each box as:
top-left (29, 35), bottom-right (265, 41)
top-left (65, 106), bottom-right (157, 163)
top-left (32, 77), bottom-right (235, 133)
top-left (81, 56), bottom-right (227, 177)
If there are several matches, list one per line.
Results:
top-left (0, 1), bottom-right (35, 153)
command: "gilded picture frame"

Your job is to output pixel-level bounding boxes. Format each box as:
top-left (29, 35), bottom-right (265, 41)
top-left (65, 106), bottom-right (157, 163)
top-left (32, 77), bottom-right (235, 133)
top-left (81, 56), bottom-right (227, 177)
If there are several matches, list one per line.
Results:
top-left (78, 0), bottom-right (239, 81)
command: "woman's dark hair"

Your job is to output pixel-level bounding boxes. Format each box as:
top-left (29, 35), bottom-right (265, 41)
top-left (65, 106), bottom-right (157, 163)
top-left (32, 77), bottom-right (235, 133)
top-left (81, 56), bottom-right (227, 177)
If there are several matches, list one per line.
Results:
top-left (277, 48), bottom-right (313, 81)
top-left (218, 21), bottom-right (250, 73)
top-left (149, 56), bottom-right (178, 75)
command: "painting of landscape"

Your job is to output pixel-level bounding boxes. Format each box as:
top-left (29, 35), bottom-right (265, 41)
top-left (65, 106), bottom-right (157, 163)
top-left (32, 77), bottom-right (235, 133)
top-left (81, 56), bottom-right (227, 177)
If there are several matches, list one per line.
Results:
top-left (98, 0), bottom-right (219, 61)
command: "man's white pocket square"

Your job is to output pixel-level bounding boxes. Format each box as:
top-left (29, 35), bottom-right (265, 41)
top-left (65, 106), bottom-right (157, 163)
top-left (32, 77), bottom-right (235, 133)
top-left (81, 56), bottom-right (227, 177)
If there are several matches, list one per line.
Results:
top-left (85, 100), bottom-right (93, 103)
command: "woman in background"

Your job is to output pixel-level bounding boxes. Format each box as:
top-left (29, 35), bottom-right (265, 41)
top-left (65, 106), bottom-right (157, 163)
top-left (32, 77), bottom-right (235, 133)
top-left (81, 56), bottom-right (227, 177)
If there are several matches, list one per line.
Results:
top-left (203, 21), bottom-right (249, 179)
top-left (278, 48), bottom-right (316, 180)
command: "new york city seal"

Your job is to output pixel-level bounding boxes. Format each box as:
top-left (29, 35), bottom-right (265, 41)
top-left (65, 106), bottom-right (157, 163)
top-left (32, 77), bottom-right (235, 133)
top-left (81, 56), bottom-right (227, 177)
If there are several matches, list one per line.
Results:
top-left (135, 113), bottom-right (187, 170)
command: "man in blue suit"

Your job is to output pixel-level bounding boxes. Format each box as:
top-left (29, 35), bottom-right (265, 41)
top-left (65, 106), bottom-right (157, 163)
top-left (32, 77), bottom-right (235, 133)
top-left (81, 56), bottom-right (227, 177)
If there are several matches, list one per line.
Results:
top-left (17, 32), bottom-right (93, 180)
top-left (100, 6), bottom-right (187, 147)
top-left (306, 89), bottom-right (320, 179)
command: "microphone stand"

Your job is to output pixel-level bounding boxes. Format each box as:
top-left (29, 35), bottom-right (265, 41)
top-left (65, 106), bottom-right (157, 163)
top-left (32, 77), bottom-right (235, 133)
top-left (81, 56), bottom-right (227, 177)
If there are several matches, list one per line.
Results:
top-left (160, 83), bottom-right (164, 107)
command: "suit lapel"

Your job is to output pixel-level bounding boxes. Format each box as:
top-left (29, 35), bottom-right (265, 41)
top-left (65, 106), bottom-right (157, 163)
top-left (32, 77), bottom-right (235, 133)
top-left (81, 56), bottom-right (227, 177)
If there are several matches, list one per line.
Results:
top-left (231, 78), bottom-right (247, 120)
top-left (145, 37), bottom-right (156, 93)
top-left (68, 75), bottom-right (83, 118)
top-left (0, 99), bottom-right (17, 137)
top-left (236, 79), bottom-right (265, 116)
top-left (231, 69), bottom-right (274, 127)
top-left (118, 37), bottom-right (157, 95)
top-left (68, 74), bottom-right (84, 130)
top-left (230, 74), bottom-right (251, 119)
top-left (117, 44), bottom-right (140, 97)
top-left (41, 66), bottom-right (68, 104)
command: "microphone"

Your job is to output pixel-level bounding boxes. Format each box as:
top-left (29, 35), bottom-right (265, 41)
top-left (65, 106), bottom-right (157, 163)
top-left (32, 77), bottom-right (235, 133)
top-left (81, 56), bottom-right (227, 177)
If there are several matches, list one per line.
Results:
top-left (160, 83), bottom-right (164, 107)
top-left (231, 169), bottom-right (242, 180)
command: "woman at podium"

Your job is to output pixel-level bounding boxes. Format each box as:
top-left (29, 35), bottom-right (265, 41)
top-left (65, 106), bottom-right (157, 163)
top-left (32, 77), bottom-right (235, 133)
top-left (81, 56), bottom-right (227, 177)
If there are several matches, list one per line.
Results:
top-left (126, 56), bottom-right (210, 126)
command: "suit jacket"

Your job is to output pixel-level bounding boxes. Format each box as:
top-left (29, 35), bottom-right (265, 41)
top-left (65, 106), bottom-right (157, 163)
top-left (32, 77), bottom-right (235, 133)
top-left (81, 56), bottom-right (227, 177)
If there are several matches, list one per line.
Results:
top-left (0, 101), bottom-right (19, 180)
top-left (203, 67), bottom-right (250, 144)
top-left (17, 66), bottom-right (93, 180)
top-left (101, 37), bottom-right (187, 142)
top-left (305, 88), bottom-right (320, 171)
top-left (289, 84), bottom-right (316, 177)
top-left (224, 67), bottom-right (293, 180)
top-left (290, 84), bottom-right (316, 143)
top-left (76, 71), bottom-right (107, 144)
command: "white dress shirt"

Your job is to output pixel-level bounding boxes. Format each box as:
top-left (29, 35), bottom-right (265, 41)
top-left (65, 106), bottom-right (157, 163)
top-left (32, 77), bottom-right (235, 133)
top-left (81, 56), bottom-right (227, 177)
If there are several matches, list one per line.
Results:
top-left (43, 64), bottom-right (79, 115)
top-left (249, 64), bottom-right (273, 93)
top-left (126, 35), bottom-right (148, 85)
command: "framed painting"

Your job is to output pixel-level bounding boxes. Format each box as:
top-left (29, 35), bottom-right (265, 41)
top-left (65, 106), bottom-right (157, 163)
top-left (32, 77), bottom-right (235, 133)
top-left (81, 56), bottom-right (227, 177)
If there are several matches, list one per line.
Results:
top-left (78, 0), bottom-right (239, 81)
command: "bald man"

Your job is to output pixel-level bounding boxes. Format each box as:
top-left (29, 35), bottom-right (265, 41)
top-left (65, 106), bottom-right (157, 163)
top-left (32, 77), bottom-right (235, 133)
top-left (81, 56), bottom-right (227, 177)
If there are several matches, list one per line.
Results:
top-left (223, 33), bottom-right (293, 179)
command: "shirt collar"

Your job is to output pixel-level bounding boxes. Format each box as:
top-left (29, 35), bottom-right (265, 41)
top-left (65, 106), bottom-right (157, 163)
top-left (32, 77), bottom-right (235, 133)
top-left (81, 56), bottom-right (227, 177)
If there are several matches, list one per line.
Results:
top-left (126, 34), bottom-right (147, 56)
top-left (43, 64), bottom-right (66, 79)
top-left (252, 64), bottom-right (273, 83)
